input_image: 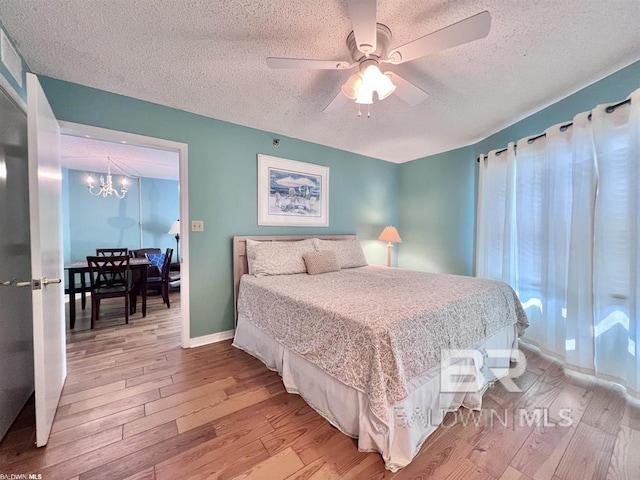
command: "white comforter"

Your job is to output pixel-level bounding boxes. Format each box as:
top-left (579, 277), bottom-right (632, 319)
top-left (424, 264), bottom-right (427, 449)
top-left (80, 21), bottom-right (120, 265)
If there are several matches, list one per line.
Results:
top-left (237, 266), bottom-right (528, 421)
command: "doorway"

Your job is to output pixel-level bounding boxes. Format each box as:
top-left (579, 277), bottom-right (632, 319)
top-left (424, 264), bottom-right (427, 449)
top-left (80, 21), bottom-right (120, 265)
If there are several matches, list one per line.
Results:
top-left (58, 121), bottom-right (190, 348)
top-left (1, 75), bottom-right (192, 447)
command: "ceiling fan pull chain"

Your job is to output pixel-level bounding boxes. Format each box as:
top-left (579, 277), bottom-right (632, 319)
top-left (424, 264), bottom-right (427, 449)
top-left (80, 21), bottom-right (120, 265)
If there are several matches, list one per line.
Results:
top-left (368, 105), bottom-right (370, 118)
top-left (357, 104), bottom-right (362, 117)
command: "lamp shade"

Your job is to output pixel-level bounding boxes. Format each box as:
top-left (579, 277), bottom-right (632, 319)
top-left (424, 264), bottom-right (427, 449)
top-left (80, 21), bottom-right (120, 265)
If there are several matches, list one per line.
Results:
top-left (168, 219), bottom-right (180, 235)
top-left (342, 72), bottom-right (363, 100)
top-left (376, 73), bottom-right (396, 100)
top-left (378, 226), bottom-right (402, 243)
top-left (355, 86), bottom-right (373, 105)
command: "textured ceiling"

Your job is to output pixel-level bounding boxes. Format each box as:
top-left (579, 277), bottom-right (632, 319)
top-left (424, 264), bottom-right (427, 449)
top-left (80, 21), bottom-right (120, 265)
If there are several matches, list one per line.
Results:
top-left (1, 1), bottom-right (639, 163)
top-left (61, 135), bottom-right (179, 180)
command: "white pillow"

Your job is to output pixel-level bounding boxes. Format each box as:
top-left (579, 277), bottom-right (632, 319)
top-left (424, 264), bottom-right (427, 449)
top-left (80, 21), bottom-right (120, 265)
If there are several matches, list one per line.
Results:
top-left (246, 239), bottom-right (315, 276)
top-left (303, 250), bottom-right (340, 275)
top-left (312, 238), bottom-right (368, 269)
top-left (245, 239), bottom-right (261, 275)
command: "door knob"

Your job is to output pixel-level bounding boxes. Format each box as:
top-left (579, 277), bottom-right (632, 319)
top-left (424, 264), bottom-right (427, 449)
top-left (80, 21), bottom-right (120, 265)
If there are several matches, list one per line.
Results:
top-left (15, 277), bottom-right (61, 289)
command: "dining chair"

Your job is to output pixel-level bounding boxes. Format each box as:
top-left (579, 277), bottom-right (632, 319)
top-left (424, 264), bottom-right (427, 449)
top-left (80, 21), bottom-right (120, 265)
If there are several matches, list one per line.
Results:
top-left (146, 248), bottom-right (178, 308)
top-left (96, 247), bottom-right (129, 256)
top-left (130, 248), bottom-right (162, 277)
top-left (87, 255), bottom-right (131, 329)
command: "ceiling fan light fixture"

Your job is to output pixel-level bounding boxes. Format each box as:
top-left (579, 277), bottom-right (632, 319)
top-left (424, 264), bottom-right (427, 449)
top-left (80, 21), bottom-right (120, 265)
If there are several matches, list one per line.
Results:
top-left (341, 72), bottom-right (363, 100)
top-left (355, 86), bottom-right (373, 105)
top-left (361, 63), bottom-right (382, 83)
top-left (360, 63), bottom-right (396, 101)
top-left (376, 72), bottom-right (396, 100)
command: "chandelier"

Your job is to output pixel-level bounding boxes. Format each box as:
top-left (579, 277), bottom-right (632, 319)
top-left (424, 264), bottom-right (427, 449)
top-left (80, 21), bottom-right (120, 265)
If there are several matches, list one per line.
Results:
top-left (86, 158), bottom-right (129, 199)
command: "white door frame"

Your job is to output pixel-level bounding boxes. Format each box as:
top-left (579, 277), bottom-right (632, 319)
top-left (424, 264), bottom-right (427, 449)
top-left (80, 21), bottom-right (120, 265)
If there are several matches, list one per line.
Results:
top-left (58, 121), bottom-right (190, 348)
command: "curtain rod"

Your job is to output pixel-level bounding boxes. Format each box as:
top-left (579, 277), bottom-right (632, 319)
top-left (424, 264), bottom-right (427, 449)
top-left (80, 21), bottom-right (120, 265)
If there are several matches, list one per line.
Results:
top-left (477, 98), bottom-right (631, 162)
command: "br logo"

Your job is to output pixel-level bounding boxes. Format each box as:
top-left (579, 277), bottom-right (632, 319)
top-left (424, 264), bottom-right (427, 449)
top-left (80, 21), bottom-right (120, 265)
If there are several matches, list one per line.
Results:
top-left (440, 349), bottom-right (527, 393)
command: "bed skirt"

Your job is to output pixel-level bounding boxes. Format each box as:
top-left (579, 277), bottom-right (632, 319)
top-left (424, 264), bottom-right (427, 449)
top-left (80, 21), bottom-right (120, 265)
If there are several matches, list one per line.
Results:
top-left (233, 314), bottom-right (518, 472)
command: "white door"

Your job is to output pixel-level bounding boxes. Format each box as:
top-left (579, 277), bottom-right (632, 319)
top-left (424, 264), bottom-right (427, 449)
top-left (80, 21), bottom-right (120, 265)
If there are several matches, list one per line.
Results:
top-left (26, 73), bottom-right (66, 447)
top-left (0, 85), bottom-right (33, 441)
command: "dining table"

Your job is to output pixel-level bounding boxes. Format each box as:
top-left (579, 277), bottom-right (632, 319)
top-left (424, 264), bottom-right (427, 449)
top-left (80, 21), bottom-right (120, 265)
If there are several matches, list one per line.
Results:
top-left (65, 257), bottom-right (150, 329)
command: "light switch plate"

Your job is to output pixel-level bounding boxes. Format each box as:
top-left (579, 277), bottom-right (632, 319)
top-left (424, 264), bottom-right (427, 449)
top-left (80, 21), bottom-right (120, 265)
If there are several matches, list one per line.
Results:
top-left (191, 220), bottom-right (204, 232)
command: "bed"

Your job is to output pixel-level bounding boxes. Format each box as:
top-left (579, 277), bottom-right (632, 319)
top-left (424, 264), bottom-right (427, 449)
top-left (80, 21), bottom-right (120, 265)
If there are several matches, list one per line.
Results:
top-left (232, 235), bottom-right (528, 472)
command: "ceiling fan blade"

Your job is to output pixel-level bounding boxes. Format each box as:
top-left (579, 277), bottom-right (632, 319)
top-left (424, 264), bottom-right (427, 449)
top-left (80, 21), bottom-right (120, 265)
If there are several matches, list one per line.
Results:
top-left (387, 72), bottom-right (430, 107)
top-left (266, 57), bottom-right (353, 70)
top-left (386, 11), bottom-right (491, 64)
top-left (323, 91), bottom-right (350, 113)
top-left (346, 0), bottom-right (377, 55)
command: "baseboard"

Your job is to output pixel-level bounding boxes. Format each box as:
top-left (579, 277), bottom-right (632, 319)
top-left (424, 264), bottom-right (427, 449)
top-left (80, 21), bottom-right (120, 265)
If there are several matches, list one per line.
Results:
top-left (189, 329), bottom-right (235, 348)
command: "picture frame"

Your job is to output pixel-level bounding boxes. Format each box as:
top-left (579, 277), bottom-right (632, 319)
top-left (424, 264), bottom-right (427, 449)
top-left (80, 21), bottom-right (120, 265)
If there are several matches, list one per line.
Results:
top-left (257, 154), bottom-right (329, 227)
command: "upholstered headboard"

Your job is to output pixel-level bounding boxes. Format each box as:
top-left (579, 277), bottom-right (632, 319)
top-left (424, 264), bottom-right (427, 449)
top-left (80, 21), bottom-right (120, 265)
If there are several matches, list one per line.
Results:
top-left (232, 234), bottom-right (357, 317)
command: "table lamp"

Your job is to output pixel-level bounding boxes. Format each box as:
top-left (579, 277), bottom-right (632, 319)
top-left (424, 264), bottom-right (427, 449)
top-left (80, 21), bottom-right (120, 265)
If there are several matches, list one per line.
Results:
top-left (168, 219), bottom-right (180, 261)
top-left (378, 226), bottom-right (402, 267)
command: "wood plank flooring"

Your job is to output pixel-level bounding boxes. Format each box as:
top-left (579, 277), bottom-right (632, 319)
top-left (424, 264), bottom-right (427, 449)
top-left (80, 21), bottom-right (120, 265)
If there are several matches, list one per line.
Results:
top-left (1, 292), bottom-right (639, 479)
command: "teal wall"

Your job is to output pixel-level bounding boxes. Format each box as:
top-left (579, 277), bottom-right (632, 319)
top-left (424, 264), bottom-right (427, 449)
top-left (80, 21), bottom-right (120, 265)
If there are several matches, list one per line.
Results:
top-left (40, 77), bottom-right (398, 337)
top-left (140, 177), bottom-right (180, 252)
top-left (398, 60), bottom-right (640, 276)
top-left (63, 168), bottom-right (179, 264)
top-left (32, 56), bottom-right (639, 336)
top-left (398, 145), bottom-right (476, 275)
top-left (61, 169), bottom-right (71, 263)
top-left (0, 21), bottom-right (28, 101)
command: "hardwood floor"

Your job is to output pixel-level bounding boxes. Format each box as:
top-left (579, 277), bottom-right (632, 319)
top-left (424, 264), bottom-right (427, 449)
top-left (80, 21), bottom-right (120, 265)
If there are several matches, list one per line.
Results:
top-left (1, 293), bottom-right (639, 479)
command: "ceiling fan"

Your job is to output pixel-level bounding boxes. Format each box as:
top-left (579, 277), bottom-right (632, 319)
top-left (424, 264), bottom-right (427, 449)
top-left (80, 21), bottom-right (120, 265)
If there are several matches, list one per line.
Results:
top-left (266, 1), bottom-right (491, 114)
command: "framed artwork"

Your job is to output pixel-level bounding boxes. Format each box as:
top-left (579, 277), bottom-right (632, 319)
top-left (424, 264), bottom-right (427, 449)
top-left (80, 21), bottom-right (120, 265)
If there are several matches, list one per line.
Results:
top-left (257, 154), bottom-right (329, 227)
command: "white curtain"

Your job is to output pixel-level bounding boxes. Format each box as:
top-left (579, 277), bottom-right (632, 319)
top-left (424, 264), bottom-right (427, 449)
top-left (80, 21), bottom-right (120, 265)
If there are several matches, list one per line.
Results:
top-left (477, 88), bottom-right (640, 396)
top-left (591, 90), bottom-right (640, 390)
top-left (514, 126), bottom-right (573, 357)
top-left (476, 143), bottom-right (515, 284)
top-left (565, 113), bottom-right (597, 370)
